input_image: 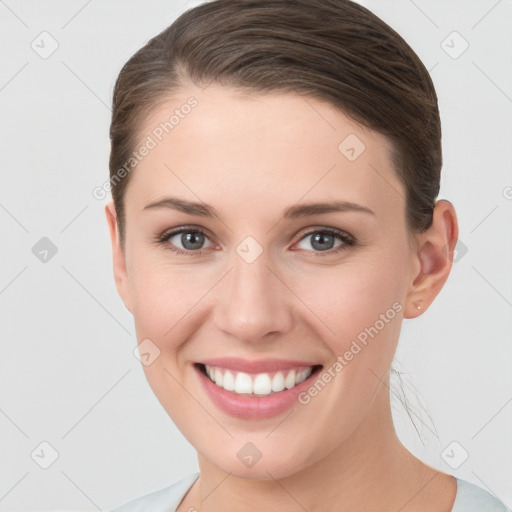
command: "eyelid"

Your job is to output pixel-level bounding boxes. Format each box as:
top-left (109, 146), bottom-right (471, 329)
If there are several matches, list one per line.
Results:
top-left (158, 224), bottom-right (215, 241)
top-left (294, 225), bottom-right (354, 242)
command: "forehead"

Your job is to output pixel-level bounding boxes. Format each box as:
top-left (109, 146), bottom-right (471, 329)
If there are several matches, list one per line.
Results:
top-left (125, 84), bottom-right (405, 223)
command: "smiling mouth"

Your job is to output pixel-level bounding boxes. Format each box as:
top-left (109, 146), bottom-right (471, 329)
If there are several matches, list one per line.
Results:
top-left (195, 363), bottom-right (323, 396)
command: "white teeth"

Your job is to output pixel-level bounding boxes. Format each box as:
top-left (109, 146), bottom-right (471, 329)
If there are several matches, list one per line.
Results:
top-left (253, 373), bottom-right (272, 395)
top-left (284, 370), bottom-right (296, 389)
top-left (271, 371), bottom-right (285, 392)
top-left (203, 365), bottom-right (314, 395)
top-left (223, 370), bottom-right (235, 391)
top-left (296, 368), bottom-right (312, 384)
top-left (234, 372), bottom-right (253, 394)
top-left (214, 368), bottom-right (223, 387)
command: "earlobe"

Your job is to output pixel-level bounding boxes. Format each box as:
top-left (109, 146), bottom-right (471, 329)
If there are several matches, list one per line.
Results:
top-left (404, 200), bottom-right (459, 319)
top-left (105, 201), bottom-right (133, 314)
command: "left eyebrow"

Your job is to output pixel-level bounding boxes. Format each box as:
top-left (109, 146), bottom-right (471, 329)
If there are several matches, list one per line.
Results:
top-left (282, 200), bottom-right (375, 219)
top-left (142, 196), bottom-right (375, 220)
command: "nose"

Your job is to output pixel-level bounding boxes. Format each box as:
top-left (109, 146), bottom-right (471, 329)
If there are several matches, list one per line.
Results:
top-left (212, 248), bottom-right (294, 343)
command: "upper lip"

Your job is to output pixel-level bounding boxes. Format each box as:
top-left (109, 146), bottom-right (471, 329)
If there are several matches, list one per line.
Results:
top-left (197, 357), bottom-right (322, 374)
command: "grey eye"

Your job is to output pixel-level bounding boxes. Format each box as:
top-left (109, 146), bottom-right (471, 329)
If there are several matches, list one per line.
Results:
top-left (296, 231), bottom-right (344, 252)
top-left (168, 230), bottom-right (213, 251)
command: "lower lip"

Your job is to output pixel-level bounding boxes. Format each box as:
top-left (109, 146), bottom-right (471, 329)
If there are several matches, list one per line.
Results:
top-left (194, 364), bottom-right (321, 420)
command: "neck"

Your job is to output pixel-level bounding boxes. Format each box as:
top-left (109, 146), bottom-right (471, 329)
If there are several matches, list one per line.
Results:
top-left (189, 381), bottom-right (456, 512)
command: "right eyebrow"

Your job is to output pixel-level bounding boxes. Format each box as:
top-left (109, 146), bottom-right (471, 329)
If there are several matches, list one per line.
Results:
top-left (143, 196), bottom-right (222, 219)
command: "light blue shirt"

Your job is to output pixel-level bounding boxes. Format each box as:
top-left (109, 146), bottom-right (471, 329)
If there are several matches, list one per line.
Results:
top-left (111, 472), bottom-right (510, 512)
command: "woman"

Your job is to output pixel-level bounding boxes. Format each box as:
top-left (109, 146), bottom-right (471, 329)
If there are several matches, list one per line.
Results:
top-left (106, 1), bottom-right (509, 510)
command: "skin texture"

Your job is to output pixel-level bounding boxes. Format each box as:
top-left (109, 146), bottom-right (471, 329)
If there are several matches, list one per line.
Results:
top-left (106, 83), bottom-right (459, 511)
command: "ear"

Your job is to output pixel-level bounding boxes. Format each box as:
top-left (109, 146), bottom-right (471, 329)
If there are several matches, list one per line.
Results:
top-left (403, 199), bottom-right (459, 318)
top-left (105, 200), bottom-right (133, 314)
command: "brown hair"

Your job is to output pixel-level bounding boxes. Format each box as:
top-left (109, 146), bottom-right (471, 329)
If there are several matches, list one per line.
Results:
top-left (109, 0), bottom-right (440, 246)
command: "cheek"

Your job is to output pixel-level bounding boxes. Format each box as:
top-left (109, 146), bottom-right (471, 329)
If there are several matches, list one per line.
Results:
top-left (293, 257), bottom-right (405, 352)
top-left (127, 261), bottom-right (203, 425)
top-left (287, 260), bottom-right (405, 435)
top-left (127, 258), bottom-right (222, 399)
top-left (128, 251), bottom-right (206, 340)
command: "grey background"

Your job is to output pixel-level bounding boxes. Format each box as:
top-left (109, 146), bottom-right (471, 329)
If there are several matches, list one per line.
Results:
top-left (0, 0), bottom-right (511, 510)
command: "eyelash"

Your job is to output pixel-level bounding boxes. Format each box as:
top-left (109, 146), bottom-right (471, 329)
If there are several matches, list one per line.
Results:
top-left (155, 225), bottom-right (356, 257)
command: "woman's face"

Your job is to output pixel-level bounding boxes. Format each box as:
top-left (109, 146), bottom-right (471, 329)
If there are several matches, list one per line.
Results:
top-left (108, 83), bottom-right (422, 479)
